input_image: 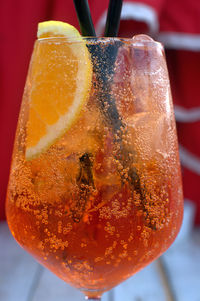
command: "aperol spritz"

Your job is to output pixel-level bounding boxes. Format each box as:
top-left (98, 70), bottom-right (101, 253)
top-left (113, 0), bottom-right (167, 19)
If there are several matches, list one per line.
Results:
top-left (6, 22), bottom-right (183, 300)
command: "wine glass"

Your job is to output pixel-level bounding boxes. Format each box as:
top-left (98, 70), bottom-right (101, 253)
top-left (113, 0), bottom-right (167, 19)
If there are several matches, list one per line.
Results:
top-left (6, 35), bottom-right (183, 300)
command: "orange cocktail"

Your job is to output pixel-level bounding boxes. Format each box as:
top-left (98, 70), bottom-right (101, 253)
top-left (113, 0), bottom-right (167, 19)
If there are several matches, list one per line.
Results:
top-left (6, 21), bottom-right (183, 299)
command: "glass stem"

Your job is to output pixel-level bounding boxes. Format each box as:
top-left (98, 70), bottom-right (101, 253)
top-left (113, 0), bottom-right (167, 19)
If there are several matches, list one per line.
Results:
top-left (85, 299), bottom-right (101, 301)
top-left (85, 297), bottom-right (101, 301)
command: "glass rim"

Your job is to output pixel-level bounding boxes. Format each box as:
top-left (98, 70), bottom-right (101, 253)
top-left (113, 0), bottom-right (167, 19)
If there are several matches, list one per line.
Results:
top-left (37, 35), bottom-right (163, 49)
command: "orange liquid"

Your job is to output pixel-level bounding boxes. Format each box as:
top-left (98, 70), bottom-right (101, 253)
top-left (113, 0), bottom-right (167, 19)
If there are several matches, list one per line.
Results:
top-left (6, 104), bottom-right (183, 295)
top-left (6, 38), bottom-right (183, 296)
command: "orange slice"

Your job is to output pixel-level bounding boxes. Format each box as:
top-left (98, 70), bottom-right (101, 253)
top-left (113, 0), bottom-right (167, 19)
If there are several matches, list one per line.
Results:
top-left (25, 21), bottom-right (92, 160)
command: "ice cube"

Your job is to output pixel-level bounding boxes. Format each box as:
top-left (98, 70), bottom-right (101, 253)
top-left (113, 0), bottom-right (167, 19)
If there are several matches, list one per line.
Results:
top-left (126, 111), bottom-right (172, 161)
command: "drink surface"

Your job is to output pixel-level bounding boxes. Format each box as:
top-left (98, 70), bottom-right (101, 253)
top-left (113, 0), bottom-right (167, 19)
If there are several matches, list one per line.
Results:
top-left (6, 37), bottom-right (183, 295)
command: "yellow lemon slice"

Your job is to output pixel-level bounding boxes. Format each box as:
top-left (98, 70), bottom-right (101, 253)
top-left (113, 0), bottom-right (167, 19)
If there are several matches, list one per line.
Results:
top-left (25, 21), bottom-right (92, 160)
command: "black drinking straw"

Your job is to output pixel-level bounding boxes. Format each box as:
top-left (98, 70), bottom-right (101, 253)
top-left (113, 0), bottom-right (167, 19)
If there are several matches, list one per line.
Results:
top-left (73, 0), bottom-right (123, 134)
top-left (104, 0), bottom-right (123, 37)
top-left (73, 0), bottom-right (96, 36)
top-left (72, 0), bottom-right (152, 230)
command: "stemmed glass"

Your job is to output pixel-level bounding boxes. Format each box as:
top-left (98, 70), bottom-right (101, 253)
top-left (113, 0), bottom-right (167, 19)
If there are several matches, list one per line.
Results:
top-left (6, 35), bottom-right (183, 300)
